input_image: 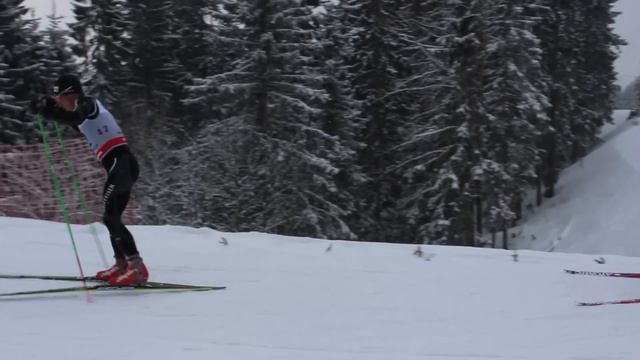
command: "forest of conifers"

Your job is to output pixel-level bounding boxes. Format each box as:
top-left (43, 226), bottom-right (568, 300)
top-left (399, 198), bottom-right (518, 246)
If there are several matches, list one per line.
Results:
top-left (0, 1), bottom-right (625, 245)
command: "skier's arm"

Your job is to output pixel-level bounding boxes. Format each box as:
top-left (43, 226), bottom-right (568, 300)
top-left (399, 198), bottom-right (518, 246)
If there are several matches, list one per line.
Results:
top-left (37, 96), bottom-right (98, 126)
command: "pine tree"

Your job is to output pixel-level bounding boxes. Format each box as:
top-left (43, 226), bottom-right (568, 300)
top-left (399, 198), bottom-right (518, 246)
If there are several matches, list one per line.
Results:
top-left (535, 1), bottom-right (622, 197)
top-left (386, 0), bottom-right (451, 244)
top-left (69, 0), bottom-right (130, 106)
top-left (534, 2), bottom-right (574, 198)
top-left (573, 0), bottom-right (624, 153)
top-left (126, 0), bottom-right (179, 112)
top-left (396, 0), bottom-right (493, 245)
top-left (170, 0), bottom-right (216, 80)
top-left (314, 0), bottom-right (364, 239)
top-left (341, 0), bottom-right (412, 242)
top-left (478, 0), bottom-right (549, 240)
top-left (119, 0), bottom-right (183, 223)
top-left (35, 11), bottom-right (81, 140)
top-left (0, 50), bottom-right (18, 143)
top-left (167, 0), bottom-right (219, 138)
top-left (0, 0), bottom-right (46, 144)
top-left (186, 0), bottom-right (356, 239)
top-left (40, 13), bottom-right (77, 86)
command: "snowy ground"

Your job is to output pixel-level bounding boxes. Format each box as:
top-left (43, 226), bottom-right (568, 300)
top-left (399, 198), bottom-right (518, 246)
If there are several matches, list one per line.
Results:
top-left (2, 216), bottom-right (640, 360)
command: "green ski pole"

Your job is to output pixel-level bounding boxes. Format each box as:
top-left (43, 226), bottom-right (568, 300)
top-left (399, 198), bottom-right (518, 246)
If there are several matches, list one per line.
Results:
top-left (36, 115), bottom-right (91, 300)
top-left (52, 121), bottom-right (108, 268)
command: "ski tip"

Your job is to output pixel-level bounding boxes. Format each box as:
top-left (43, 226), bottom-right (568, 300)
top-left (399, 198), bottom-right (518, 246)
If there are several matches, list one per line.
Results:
top-left (575, 301), bottom-right (601, 307)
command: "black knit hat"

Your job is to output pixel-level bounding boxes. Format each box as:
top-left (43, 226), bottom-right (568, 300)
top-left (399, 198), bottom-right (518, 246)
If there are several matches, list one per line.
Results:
top-left (53, 74), bottom-right (83, 96)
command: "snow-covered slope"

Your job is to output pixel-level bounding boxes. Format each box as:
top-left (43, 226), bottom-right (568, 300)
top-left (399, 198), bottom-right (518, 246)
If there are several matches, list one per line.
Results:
top-left (515, 110), bottom-right (640, 256)
top-left (2, 216), bottom-right (640, 359)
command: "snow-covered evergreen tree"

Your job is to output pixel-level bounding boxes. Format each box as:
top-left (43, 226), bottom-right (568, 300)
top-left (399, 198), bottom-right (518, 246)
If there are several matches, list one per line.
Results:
top-left (69, 0), bottom-right (129, 106)
top-left (126, 0), bottom-right (179, 111)
top-left (40, 13), bottom-right (77, 86)
top-left (341, 0), bottom-right (413, 243)
top-left (313, 0), bottom-right (365, 239)
top-left (573, 0), bottom-right (624, 154)
top-left (478, 1), bottom-right (550, 238)
top-left (535, 1), bottom-right (622, 197)
top-left (186, 0), bottom-right (356, 239)
top-left (166, 0), bottom-right (219, 139)
top-left (0, 0), bottom-right (46, 144)
top-left (0, 50), bottom-right (18, 144)
top-left (396, 0), bottom-right (491, 246)
top-left (119, 0), bottom-right (183, 224)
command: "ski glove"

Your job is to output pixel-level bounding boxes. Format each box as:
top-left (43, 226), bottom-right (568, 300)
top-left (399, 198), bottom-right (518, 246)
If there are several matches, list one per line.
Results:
top-left (30, 96), bottom-right (56, 115)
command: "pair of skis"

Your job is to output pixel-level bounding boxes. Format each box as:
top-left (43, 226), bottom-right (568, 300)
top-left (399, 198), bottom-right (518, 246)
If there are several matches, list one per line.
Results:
top-left (0, 273), bottom-right (225, 298)
top-left (2, 268), bottom-right (636, 303)
top-left (565, 269), bottom-right (640, 306)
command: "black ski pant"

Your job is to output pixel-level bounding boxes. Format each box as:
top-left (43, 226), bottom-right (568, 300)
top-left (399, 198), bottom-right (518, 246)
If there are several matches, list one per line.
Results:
top-left (101, 146), bottom-right (140, 259)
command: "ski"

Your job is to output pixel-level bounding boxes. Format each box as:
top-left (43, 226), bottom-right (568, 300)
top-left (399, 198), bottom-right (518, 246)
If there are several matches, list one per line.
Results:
top-left (0, 273), bottom-right (220, 289)
top-left (0, 273), bottom-right (225, 295)
top-left (576, 298), bottom-right (640, 306)
top-left (0, 282), bottom-right (225, 298)
top-left (0, 273), bottom-right (99, 282)
top-left (564, 269), bottom-right (640, 279)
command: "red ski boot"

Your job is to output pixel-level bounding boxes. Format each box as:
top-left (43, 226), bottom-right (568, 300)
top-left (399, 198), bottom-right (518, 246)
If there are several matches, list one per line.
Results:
top-left (109, 256), bottom-right (149, 286)
top-left (95, 258), bottom-right (127, 281)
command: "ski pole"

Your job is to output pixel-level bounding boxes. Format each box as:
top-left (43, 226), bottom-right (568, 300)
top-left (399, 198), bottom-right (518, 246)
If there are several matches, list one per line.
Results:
top-left (52, 122), bottom-right (108, 268)
top-left (36, 115), bottom-right (91, 301)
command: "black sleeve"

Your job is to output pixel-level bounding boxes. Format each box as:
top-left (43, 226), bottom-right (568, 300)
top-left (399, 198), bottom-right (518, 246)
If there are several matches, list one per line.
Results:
top-left (39, 96), bottom-right (98, 126)
top-left (77, 96), bottom-right (99, 120)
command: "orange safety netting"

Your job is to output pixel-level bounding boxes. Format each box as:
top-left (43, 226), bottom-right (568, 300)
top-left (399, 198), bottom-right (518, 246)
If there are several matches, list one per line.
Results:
top-left (0, 137), bottom-right (134, 224)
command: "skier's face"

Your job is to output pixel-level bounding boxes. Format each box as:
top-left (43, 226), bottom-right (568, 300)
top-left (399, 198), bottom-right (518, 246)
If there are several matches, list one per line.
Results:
top-left (54, 94), bottom-right (79, 112)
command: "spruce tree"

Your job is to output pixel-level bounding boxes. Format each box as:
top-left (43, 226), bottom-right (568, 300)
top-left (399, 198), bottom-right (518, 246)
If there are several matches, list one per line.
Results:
top-left (535, 1), bottom-right (622, 197)
top-left (479, 0), bottom-right (549, 240)
top-left (341, 0), bottom-right (412, 243)
top-left (186, 0), bottom-right (355, 239)
top-left (574, 0), bottom-right (624, 154)
top-left (396, 0), bottom-right (492, 245)
top-left (314, 0), bottom-right (364, 239)
top-left (0, 51), bottom-right (18, 144)
top-left (0, 0), bottom-right (46, 144)
top-left (69, 0), bottom-right (130, 106)
top-left (40, 13), bottom-right (77, 87)
top-left (126, 0), bottom-right (179, 112)
top-left (167, 0), bottom-right (219, 138)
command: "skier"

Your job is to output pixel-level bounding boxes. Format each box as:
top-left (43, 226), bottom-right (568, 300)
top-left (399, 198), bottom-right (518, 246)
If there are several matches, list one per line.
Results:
top-left (34, 74), bottom-right (149, 286)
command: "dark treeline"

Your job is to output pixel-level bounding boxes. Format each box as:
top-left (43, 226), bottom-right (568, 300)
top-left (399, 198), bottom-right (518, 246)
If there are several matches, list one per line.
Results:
top-left (0, 0), bottom-right (624, 245)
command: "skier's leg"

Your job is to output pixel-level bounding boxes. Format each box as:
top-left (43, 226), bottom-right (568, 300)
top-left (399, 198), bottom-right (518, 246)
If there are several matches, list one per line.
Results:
top-left (108, 191), bottom-right (148, 285)
top-left (103, 180), bottom-right (126, 260)
top-left (111, 190), bottom-right (139, 257)
top-left (97, 178), bottom-right (128, 280)
top-left (102, 150), bottom-right (148, 285)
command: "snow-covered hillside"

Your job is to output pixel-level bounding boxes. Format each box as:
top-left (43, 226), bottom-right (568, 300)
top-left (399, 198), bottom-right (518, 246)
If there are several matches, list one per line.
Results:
top-left (515, 110), bottom-right (640, 256)
top-left (2, 216), bottom-right (640, 360)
